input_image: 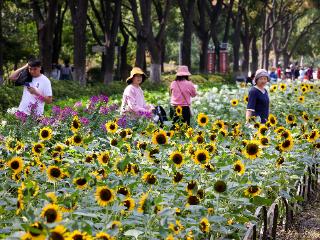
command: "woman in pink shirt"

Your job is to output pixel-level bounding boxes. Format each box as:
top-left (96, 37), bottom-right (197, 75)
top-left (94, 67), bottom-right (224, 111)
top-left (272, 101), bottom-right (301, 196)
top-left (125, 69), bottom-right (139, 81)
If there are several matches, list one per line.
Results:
top-left (170, 65), bottom-right (197, 125)
top-left (120, 67), bottom-right (153, 116)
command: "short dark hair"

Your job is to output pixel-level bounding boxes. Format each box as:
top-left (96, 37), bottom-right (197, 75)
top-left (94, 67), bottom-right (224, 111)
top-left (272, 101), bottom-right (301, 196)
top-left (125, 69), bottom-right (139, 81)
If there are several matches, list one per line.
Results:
top-left (175, 76), bottom-right (189, 81)
top-left (28, 59), bottom-right (41, 67)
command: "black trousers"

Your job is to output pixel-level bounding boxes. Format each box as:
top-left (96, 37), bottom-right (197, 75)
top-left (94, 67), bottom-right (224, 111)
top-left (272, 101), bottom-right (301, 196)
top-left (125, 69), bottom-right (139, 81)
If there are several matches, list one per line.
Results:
top-left (170, 106), bottom-right (191, 126)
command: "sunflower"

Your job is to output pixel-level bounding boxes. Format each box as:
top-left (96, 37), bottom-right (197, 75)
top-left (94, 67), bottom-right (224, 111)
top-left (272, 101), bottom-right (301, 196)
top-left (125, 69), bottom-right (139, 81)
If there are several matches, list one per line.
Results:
top-left (243, 95), bottom-right (249, 103)
top-left (279, 129), bottom-right (292, 139)
top-left (68, 230), bottom-right (91, 240)
top-left (169, 220), bottom-right (184, 235)
top-left (119, 129), bottom-right (127, 138)
top-left (244, 185), bottom-right (261, 197)
top-left (41, 203), bottom-right (62, 223)
top-left (214, 180), bottom-right (227, 193)
top-left (230, 99), bottom-right (239, 107)
top-left (27, 222), bottom-right (46, 240)
top-left (268, 114), bottom-right (277, 126)
top-left (285, 114), bottom-right (296, 124)
top-left (142, 172), bottom-right (157, 184)
top-left (186, 180), bottom-right (197, 194)
top-left (301, 86), bottom-right (307, 93)
top-left (259, 136), bottom-right (270, 146)
top-left (18, 181), bottom-right (39, 198)
top-left (233, 160), bottom-right (245, 175)
top-left (185, 127), bottom-right (193, 138)
top-left (73, 177), bottom-right (88, 190)
top-left (71, 115), bottom-right (81, 132)
top-left (15, 141), bottom-right (24, 152)
top-left (117, 186), bottom-right (130, 197)
top-left (152, 130), bottom-right (168, 145)
top-left (276, 156), bottom-right (285, 167)
top-left (204, 163), bottom-right (215, 172)
top-left (16, 197), bottom-right (24, 215)
top-left (72, 134), bottom-right (83, 146)
top-left (258, 125), bottom-right (268, 136)
top-left (197, 113), bottom-right (209, 127)
top-left (302, 112), bottom-right (309, 121)
top-left (307, 129), bottom-right (319, 142)
top-left (173, 172), bottom-right (183, 183)
top-left (95, 232), bottom-right (114, 240)
top-left (175, 106), bottom-right (183, 116)
top-left (39, 127), bottom-right (52, 141)
top-left (95, 186), bottom-right (114, 206)
top-left (187, 195), bottom-right (200, 205)
top-left (46, 192), bottom-right (58, 203)
top-left (193, 134), bottom-right (205, 144)
top-left (50, 225), bottom-right (68, 240)
top-left (193, 149), bottom-right (209, 165)
top-left (138, 193), bottom-right (149, 213)
top-left (169, 151), bottom-right (184, 167)
top-left (270, 84), bottom-right (277, 92)
top-left (0, 159), bottom-right (5, 170)
top-left (166, 234), bottom-right (174, 240)
top-left (105, 121), bottom-right (118, 134)
top-left (32, 142), bottom-right (45, 155)
top-left (199, 217), bottom-right (210, 233)
top-left (242, 140), bottom-right (261, 160)
top-left (205, 143), bottom-right (216, 153)
top-left (47, 165), bottom-right (63, 182)
top-left (7, 156), bottom-right (24, 173)
top-left (213, 120), bottom-right (225, 130)
top-left (98, 151), bottom-right (110, 165)
top-left (278, 138), bottom-right (294, 152)
top-left (279, 83), bottom-right (286, 91)
top-left (297, 95), bottom-right (305, 103)
top-left (122, 197), bottom-right (135, 211)
top-left (5, 138), bottom-right (17, 152)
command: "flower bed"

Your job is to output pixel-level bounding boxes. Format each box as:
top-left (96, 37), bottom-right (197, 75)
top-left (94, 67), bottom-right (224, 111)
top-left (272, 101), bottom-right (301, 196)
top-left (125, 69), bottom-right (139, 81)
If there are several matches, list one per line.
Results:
top-left (0, 81), bottom-right (319, 239)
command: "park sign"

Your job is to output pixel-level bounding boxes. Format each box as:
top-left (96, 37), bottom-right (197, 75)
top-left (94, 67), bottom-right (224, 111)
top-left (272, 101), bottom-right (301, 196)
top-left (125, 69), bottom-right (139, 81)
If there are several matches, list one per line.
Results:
top-left (92, 45), bottom-right (105, 53)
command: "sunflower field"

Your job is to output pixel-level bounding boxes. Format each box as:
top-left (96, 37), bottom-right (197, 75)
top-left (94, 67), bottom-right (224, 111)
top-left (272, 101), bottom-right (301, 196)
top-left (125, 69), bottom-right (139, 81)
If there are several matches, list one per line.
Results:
top-left (0, 81), bottom-right (319, 240)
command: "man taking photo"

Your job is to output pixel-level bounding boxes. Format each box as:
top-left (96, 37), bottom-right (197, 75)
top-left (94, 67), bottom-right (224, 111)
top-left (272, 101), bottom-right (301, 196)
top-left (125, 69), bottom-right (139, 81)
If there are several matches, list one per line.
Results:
top-left (9, 59), bottom-right (52, 116)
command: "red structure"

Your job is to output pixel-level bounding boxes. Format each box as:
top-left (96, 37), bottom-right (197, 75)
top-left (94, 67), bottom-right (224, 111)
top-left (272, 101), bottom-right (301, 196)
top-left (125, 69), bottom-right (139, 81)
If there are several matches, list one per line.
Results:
top-left (219, 50), bottom-right (228, 74)
top-left (207, 49), bottom-right (215, 73)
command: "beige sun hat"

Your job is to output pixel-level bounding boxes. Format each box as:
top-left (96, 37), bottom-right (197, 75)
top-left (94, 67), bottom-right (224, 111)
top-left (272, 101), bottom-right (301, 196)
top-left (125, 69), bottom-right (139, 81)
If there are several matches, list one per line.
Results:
top-left (126, 67), bottom-right (147, 84)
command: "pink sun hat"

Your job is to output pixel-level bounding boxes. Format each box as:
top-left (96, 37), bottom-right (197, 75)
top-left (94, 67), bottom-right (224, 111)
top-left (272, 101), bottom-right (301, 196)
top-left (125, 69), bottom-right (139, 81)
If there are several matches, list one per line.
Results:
top-left (176, 65), bottom-right (192, 77)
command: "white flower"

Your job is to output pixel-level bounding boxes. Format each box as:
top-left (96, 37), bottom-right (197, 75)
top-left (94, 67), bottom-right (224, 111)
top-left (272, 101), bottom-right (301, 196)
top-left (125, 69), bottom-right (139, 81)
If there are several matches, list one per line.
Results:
top-left (6, 107), bottom-right (19, 115)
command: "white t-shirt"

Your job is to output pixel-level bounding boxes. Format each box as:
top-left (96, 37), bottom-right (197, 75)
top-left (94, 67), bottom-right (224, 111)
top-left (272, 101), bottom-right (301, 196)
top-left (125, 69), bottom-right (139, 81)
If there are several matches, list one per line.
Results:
top-left (18, 74), bottom-right (52, 115)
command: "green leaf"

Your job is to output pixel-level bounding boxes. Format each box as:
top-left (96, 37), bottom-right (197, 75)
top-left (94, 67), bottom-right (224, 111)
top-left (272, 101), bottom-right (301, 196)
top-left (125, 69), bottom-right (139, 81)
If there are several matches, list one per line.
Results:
top-left (123, 229), bottom-right (144, 239)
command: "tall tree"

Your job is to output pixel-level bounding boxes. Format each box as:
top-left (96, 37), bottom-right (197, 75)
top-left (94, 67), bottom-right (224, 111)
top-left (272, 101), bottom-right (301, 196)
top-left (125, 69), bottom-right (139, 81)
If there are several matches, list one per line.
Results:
top-left (31, 0), bottom-right (58, 74)
top-left (178, 0), bottom-right (196, 69)
top-left (52, 0), bottom-right (68, 64)
top-left (232, 0), bottom-right (242, 72)
top-left (88, 0), bottom-right (122, 84)
top-left (194, 0), bottom-right (210, 73)
top-left (0, 0), bottom-right (4, 85)
top-left (69, 0), bottom-right (88, 86)
top-left (129, 0), bottom-right (171, 83)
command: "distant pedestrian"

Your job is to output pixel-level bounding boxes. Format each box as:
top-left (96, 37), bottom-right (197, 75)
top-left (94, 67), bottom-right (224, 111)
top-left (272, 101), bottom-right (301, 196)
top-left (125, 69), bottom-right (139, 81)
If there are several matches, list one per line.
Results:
top-left (60, 59), bottom-right (73, 80)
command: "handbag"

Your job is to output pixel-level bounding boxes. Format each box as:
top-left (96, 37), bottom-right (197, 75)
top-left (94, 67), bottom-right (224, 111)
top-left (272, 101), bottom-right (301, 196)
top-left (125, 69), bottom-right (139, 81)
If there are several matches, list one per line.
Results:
top-left (14, 68), bottom-right (32, 86)
top-left (175, 81), bottom-right (193, 116)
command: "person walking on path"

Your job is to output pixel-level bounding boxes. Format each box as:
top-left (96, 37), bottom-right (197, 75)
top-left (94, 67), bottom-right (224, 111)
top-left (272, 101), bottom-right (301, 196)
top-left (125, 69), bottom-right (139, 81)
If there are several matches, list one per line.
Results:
top-left (9, 59), bottom-right (52, 116)
top-left (169, 65), bottom-right (197, 126)
top-left (120, 67), bottom-right (154, 117)
top-left (246, 69), bottom-right (270, 124)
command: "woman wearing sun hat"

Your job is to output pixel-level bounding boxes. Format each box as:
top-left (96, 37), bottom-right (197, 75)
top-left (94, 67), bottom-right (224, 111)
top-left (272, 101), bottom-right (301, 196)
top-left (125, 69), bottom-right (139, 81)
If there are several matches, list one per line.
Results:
top-left (246, 69), bottom-right (270, 123)
top-left (120, 67), bottom-right (153, 116)
top-left (170, 65), bottom-right (197, 125)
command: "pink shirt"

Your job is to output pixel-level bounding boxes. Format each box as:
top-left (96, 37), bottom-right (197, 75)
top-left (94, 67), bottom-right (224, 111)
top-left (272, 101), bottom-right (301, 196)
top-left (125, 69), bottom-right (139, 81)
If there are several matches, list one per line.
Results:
top-left (170, 80), bottom-right (197, 106)
top-left (121, 85), bottom-right (151, 114)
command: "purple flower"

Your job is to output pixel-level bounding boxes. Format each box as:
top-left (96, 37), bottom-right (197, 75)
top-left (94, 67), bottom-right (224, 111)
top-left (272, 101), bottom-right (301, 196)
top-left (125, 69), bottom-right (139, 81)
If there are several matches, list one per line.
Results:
top-left (99, 106), bottom-right (109, 115)
top-left (99, 95), bottom-right (109, 104)
top-left (52, 106), bottom-right (61, 116)
top-left (109, 104), bottom-right (119, 111)
top-left (117, 115), bottom-right (127, 128)
top-left (80, 117), bottom-right (90, 125)
top-left (39, 117), bottom-right (56, 126)
top-left (138, 111), bottom-right (152, 119)
top-left (74, 101), bottom-right (83, 108)
top-left (15, 111), bottom-right (28, 122)
top-left (100, 123), bottom-right (107, 132)
top-left (61, 107), bottom-right (77, 119)
top-left (90, 96), bottom-right (100, 105)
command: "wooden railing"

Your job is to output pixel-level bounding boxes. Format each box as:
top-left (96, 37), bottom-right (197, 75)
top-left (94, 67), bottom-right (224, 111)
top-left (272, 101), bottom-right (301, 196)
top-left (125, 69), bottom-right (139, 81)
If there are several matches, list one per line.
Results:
top-left (243, 164), bottom-right (318, 240)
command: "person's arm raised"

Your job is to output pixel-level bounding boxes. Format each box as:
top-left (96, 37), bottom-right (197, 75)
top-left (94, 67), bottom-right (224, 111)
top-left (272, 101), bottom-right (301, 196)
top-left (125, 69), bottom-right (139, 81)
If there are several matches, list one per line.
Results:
top-left (9, 64), bottom-right (28, 81)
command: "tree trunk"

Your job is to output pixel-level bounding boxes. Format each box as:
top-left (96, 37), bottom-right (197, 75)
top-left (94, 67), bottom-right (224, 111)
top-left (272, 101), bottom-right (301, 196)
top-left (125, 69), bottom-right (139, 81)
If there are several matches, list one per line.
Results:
top-left (32, 0), bottom-right (58, 75)
top-left (283, 52), bottom-right (290, 69)
top-left (199, 36), bottom-right (209, 73)
top-left (241, 37), bottom-right (250, 74)
top-left (103, 44), bottom-right (116, 84)
top-left (135, 36), bottom-right (146, 70)
top-left (150, 63), bottom-right (161, 83)
top-left (120, 26), bottom-right (130, 81)
top-left (52, 1), bottom-right (67, 64)
top-left (0, 0), bottom-right (4, 85)
top-left (251, 34), bottom-right (258, 73)
top-left (69, 0), bottom-right (88, 86)
top-left (161, 39), bottom-right (166, 72)
top-left (232, 1), bottom-right (242, 72)
top-left (179, 0), bottom-right (196, 69)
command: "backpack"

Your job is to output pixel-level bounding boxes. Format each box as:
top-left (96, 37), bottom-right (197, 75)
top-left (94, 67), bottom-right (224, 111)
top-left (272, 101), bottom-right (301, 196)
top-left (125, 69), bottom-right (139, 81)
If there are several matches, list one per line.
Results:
top-left (153, 106), bottom-right (168, 125)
